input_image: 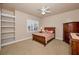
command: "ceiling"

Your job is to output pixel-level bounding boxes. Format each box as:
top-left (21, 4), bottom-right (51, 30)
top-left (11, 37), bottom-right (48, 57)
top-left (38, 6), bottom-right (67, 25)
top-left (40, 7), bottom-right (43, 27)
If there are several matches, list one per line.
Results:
top-left (2, 3), bottom-right (79, 18)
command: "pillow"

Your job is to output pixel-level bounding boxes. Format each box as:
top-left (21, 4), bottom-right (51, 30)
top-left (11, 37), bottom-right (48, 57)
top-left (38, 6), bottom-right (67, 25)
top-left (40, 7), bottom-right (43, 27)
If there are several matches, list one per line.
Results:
top-left (49, 31), bottom-right (53, 33)
top-left (47, 31), bottom-right (53, 34)
top-left (45, 30), bottom-right (53, 33)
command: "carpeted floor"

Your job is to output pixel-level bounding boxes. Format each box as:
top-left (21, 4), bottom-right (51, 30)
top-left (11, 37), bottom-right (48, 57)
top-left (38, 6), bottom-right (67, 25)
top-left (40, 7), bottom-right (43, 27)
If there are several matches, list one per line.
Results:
top-left (0, 39), bottom-right (70, 55)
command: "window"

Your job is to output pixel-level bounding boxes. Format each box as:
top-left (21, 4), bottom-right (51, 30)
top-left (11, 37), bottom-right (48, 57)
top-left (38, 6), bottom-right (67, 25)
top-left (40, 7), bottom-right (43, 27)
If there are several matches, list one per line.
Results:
top-left (27, 19), bottom-right (39, 32)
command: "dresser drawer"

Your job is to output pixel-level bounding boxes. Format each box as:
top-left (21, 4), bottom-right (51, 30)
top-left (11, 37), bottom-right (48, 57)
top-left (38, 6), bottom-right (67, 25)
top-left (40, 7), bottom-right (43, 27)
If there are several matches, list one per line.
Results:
top-left (71, 40), bottom-right (79, 55)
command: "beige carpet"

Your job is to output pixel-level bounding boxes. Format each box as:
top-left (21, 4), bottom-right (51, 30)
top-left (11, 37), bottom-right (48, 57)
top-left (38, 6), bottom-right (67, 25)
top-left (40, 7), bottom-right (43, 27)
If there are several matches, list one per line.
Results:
top-left (0, 39), bottom-right (70, 55)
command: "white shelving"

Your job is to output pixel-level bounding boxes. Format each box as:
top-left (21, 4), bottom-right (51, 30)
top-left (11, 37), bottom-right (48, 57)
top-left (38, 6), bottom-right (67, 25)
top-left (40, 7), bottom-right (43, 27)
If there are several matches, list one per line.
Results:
top-left (1, 20), bottom-right (15, 23)
top-left (1, 26), bottom-right (15, 28)
top-left (1, 8), bottom-right (15, 45)
top-left (1, 13), bottom-right (15, 18)
top-left (2, 37), bottom-right (15, 44)
top-left (1, 31), bottom-right (15, 34)
top-left (2, 36), bottom-right (15, 40)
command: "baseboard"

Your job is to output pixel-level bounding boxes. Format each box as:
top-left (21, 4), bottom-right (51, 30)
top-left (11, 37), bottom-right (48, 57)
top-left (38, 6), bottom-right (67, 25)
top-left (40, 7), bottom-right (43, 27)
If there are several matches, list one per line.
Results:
top-left (56, 37), bottom-right (63, 40)
top-left (1, 37), bottom-right (32, 47)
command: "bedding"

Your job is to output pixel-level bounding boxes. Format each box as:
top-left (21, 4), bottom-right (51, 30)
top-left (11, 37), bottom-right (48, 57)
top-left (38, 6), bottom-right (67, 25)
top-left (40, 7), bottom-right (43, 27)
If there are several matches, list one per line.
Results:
top-left (32, 27), bottom-right (55, 46)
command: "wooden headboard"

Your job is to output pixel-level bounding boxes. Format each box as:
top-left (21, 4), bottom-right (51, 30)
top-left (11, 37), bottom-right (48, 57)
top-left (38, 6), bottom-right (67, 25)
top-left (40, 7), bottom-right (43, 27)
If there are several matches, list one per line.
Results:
top-left (44, 27), bottom-right (55, 33)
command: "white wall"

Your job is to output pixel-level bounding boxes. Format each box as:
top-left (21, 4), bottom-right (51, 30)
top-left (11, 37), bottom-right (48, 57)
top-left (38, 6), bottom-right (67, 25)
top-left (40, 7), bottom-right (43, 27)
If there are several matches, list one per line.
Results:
top-left (15, 10), bottom-right (40, 41)
top-left (41, 9), bottom-right (79, 40)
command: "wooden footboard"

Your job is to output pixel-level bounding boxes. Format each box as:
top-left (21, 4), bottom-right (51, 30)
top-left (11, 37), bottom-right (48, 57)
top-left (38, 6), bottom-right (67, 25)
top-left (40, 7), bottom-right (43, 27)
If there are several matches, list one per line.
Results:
top-left (32, 34), bottom-right (54, 46)
top-left (32, 34), bottom-right (46, 45)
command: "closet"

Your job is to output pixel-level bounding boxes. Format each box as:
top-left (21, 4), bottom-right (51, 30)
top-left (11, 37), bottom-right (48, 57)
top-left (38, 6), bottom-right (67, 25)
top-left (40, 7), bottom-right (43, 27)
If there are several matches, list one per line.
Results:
top-left (63, 22), bottom-right (79, 44)
top-left (1, 6), bottom-right (15, 46)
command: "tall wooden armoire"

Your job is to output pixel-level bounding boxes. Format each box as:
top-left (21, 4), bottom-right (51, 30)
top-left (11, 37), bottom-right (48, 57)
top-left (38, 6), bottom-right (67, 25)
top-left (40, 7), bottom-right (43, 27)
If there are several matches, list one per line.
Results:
top-left (63, 22), bottom-right (79, 44)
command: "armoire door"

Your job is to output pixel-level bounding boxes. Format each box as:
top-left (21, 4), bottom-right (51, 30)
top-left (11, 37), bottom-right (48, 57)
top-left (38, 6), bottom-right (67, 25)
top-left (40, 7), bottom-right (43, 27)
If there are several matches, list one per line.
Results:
top-left (63, 23), bottom-right (70, 44)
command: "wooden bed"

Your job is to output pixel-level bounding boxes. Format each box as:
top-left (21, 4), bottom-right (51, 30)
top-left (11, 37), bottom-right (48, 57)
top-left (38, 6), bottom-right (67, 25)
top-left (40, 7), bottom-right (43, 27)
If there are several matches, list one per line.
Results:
top-left (32, 27), bottom-right (55, 46)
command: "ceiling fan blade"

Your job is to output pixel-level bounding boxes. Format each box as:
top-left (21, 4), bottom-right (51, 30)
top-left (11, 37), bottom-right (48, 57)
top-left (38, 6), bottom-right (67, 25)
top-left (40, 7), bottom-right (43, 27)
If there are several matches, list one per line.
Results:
top-left (37, 9), bottom-right (43, 13)
top-left (45, 10), bottom-right (51, 13)
top-left (41, 6), bottom-right (46, 11)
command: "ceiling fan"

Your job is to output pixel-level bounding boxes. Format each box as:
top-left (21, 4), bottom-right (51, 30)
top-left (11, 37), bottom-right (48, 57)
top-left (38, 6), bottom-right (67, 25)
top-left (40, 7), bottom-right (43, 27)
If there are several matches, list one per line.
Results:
top-left (38, 6), bottom-right (51, 15)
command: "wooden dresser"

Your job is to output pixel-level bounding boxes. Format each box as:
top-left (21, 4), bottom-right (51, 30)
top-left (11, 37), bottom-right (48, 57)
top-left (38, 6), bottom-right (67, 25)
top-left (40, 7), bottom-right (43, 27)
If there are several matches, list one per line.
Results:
top-left (70, 33), bottom-right (79, 55)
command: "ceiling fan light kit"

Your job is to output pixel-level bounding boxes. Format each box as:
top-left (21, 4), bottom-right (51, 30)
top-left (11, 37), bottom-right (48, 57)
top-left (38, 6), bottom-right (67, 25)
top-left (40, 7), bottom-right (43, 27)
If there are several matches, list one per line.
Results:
top-left (42, 11), bottom-right (45, 15)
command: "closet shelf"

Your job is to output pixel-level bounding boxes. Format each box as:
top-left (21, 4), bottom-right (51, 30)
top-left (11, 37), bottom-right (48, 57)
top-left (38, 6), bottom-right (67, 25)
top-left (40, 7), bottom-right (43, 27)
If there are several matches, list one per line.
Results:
top-left (2, 37), bottom-right (15, 40)
top-left (1, 26), bottom-right (15, 28)
top-left (1, 40), bottom-right (15, 46)
top-left (1, 20), bottom-right (15, 23)
top-left (1, 31), bottom-right (15, 34)
top-left (1, 37), bottom-right (15, 46)
top-left (1, 13), bottom-right (15, 18)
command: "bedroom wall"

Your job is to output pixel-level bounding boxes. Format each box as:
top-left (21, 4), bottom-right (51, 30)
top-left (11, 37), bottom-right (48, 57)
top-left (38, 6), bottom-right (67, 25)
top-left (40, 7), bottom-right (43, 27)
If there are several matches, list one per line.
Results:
top-left (41, 9), bottom-right (79, 40)
top-left (15, 10), bottom-right (41, 41)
